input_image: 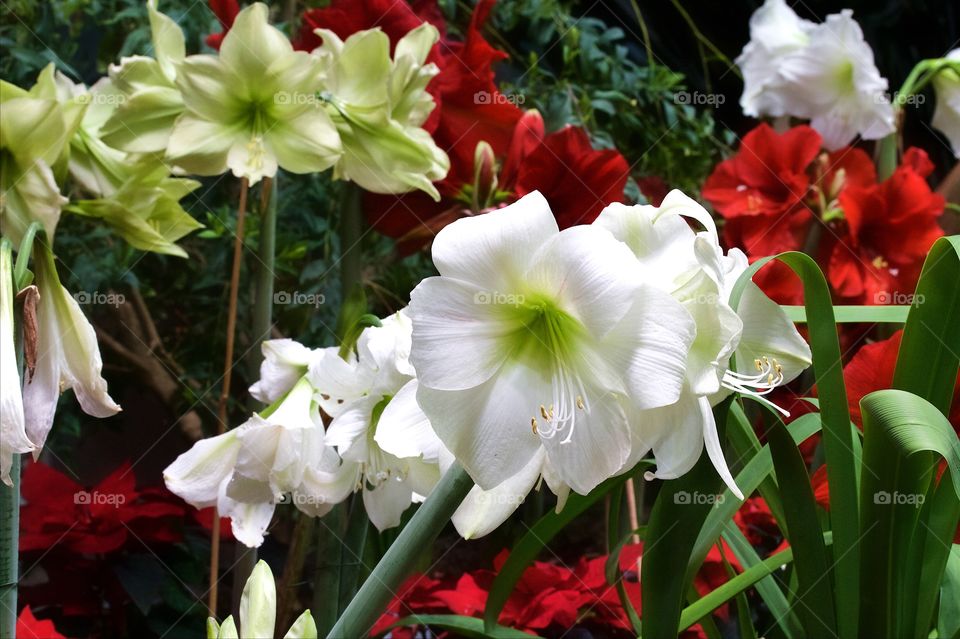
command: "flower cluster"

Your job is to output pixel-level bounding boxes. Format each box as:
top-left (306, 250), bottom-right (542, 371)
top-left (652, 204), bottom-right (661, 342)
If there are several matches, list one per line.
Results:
top-left (108, 1), bottom-right (448, 193)
top-left (164, 312), bottom-right (446, 546)
top-left (703, 123), bottom-right (945, 305)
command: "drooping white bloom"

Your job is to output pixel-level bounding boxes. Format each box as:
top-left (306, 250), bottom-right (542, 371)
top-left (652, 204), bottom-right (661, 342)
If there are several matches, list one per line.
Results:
top-left (736, 0), bottom-right (815, 117)
top-left (308, 311), bottom-right (444, 531)
top-left (249, 339), bottom-right (324, 404)
top-left (164, 377), bottom-right (352, 547)
top-left (22, 242), bottom-right (121, 452)
top-left (595, 190), bottom-right (811, 497)
top-left (735, 3), bottom-right (895, 150)
top-left (0, 242), bottom-right (34, 485)
top-left (407, 191), bottom-right (697, 497)
top-left (932, 50), bottom-right (960, 158)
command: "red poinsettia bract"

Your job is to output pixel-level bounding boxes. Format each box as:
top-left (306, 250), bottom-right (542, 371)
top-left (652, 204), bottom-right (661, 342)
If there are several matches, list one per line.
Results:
top-left (19, 461), bottom-right (184, 555)
top-left (16, 606), bottom-right (65, 639)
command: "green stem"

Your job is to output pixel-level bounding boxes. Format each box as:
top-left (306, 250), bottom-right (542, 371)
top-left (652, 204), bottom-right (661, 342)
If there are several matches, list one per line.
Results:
top-left (338, 184), bottom-right (363, 301)
top-left (327, 464), bottom-right (474, 639)
top-left (0, 456), bottom-right (19, 639)
top-left (1, 239), bottom-right (22, 639)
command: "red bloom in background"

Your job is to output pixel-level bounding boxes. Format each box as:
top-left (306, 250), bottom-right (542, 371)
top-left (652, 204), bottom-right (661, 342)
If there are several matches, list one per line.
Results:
top-left (205, 0), bottom-right (239, 49)
top-left (16, 606), bottom-right (65, 639)
top-left (703, 123), bottom-right (820, 220)
top-left (294, 0), bottom-right (445, 54)
top-left (20, 462), bottom-right (184, 555)
top-left (830, 148), bottom-right (945, 304)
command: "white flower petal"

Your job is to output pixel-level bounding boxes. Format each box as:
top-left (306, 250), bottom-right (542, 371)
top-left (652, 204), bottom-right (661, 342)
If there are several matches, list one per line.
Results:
top-left (364, 476), bottom-right (414, 531)
top-left (735, 282), bottom-right (811, 384)
top-left (452, 448), bottom-right (544, 539)
top-left (701, 395), bottom-right (744, 499)
top-left (375, 379), bottom-right (442, 462)
top-left (539, 383), bottom-right (631, 495)
top-left (430, 190), bottom-right (558, 289)
top-left (416, 362), bottom-right (545, 491)
top-left (408, 277), bottom-right (513, 391)
top-left (249, 339), bottom-right (318, 404)
top-left (163, 431), bottom-right (241, 508)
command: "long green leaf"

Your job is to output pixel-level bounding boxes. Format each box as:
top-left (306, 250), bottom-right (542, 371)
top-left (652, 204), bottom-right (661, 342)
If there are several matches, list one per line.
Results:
top-left (732, 252), bottom-right (858, 639)
top-left (641, 401), bottom-right (731, 639)
top-left (939, 545), bottom-right (960, 639)
top-left (766, 416), bottom-right (838, 637)
top-left (783, 304), bottom-right (911, 324)
top-left (722, 523), bottom-right (803, 639)
top-left (857, 389), bottom-right (960, 639)
top-left (483, 469), bottom-right (636, 632)
top-left (891, 236), bottom-right (960, 638)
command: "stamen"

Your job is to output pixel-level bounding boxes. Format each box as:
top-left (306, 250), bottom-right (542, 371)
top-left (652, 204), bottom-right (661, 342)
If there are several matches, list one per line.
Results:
top-left (721, 356), bottom-right (790, 416)
top-left (531, 418), bottom-right (538, 434)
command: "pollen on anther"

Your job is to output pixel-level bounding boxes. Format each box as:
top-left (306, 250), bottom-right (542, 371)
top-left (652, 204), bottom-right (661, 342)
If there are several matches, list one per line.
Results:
top-left (576, 396), bottom-right (585, 410)
top-left (531, 418), bottom-right (539, 434)
top-left (540, 405), bottom-right (550, 420)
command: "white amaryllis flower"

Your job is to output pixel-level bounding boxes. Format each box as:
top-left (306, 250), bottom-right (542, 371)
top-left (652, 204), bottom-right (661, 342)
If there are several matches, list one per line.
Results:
top-left (407, 191), bottom-right (697, 497)
top-left (735, 0), bottom-right (815, 118)
top-left (932, 50), bottom-right (960, 158)
top-left (308, 311), bottom-right (444, 531)
top-left (595, 190), bottom-right (811, 497)
top-left (164, 377), bottom-right (353, 547)
top-left (22, 243), bottom-right (121, 452)
top-left (776, 10), bottom-right (895, 149)
top-left (735, 3), bottom-right (894, 150)
top-left (1, 241), bottom-right (34, 485)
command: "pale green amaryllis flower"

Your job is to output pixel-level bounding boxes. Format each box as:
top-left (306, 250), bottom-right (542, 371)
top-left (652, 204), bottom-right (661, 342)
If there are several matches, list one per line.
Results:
top-left (307, 311), bottom-right (444, 531)
top-left (595, 190), bottom-right (811, 498)
top-left (313, 25), bottom-right (449, 198)
top-left (166, 3), bottom-right (341, 185)
top-left (932, 50), bottom-right (960, 158)
top-left (0, 240), bottom-right (35, 485)
top-left (21, 241), bottom-right (121, 453)
top-left (0, 65), bottom-right (82, 245)
top-left (207, 560), bottom-right (317, 639)
top-left (407, 191), bottom-right (697, 496)
top-left (100, 0), bottom-right (186, 154)
top-left (164, 377), bottom-right (354, 547)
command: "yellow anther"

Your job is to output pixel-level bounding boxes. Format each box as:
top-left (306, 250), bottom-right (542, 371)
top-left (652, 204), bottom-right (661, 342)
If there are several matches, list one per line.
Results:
top-left (576, 396), bottom-right (585, 410)
top-left (531, 418), bottom-right (539, 434)
top-left (540, 405), bottom-right (550, 420)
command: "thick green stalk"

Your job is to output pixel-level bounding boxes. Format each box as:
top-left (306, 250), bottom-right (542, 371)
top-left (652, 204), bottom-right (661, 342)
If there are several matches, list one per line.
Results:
top-left (327, 464), bottom-right (474, 638)
top-left (338, 184), bottom-right (363, 301)
top-left (0, 456), bottom-right (19, 639)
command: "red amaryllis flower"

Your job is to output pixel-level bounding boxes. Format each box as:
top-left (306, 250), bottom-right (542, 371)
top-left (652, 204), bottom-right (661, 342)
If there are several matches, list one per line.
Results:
top-left (830, 148), bottom-right (945, 304)
top-left (204, 0), bottom-right (240, 49)
top-left (20, 461), bottom-right (184, 554)
top-left (16, 606), bottom-right (65, 639)
top-left (703, 123), bottom-right (821, 220)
